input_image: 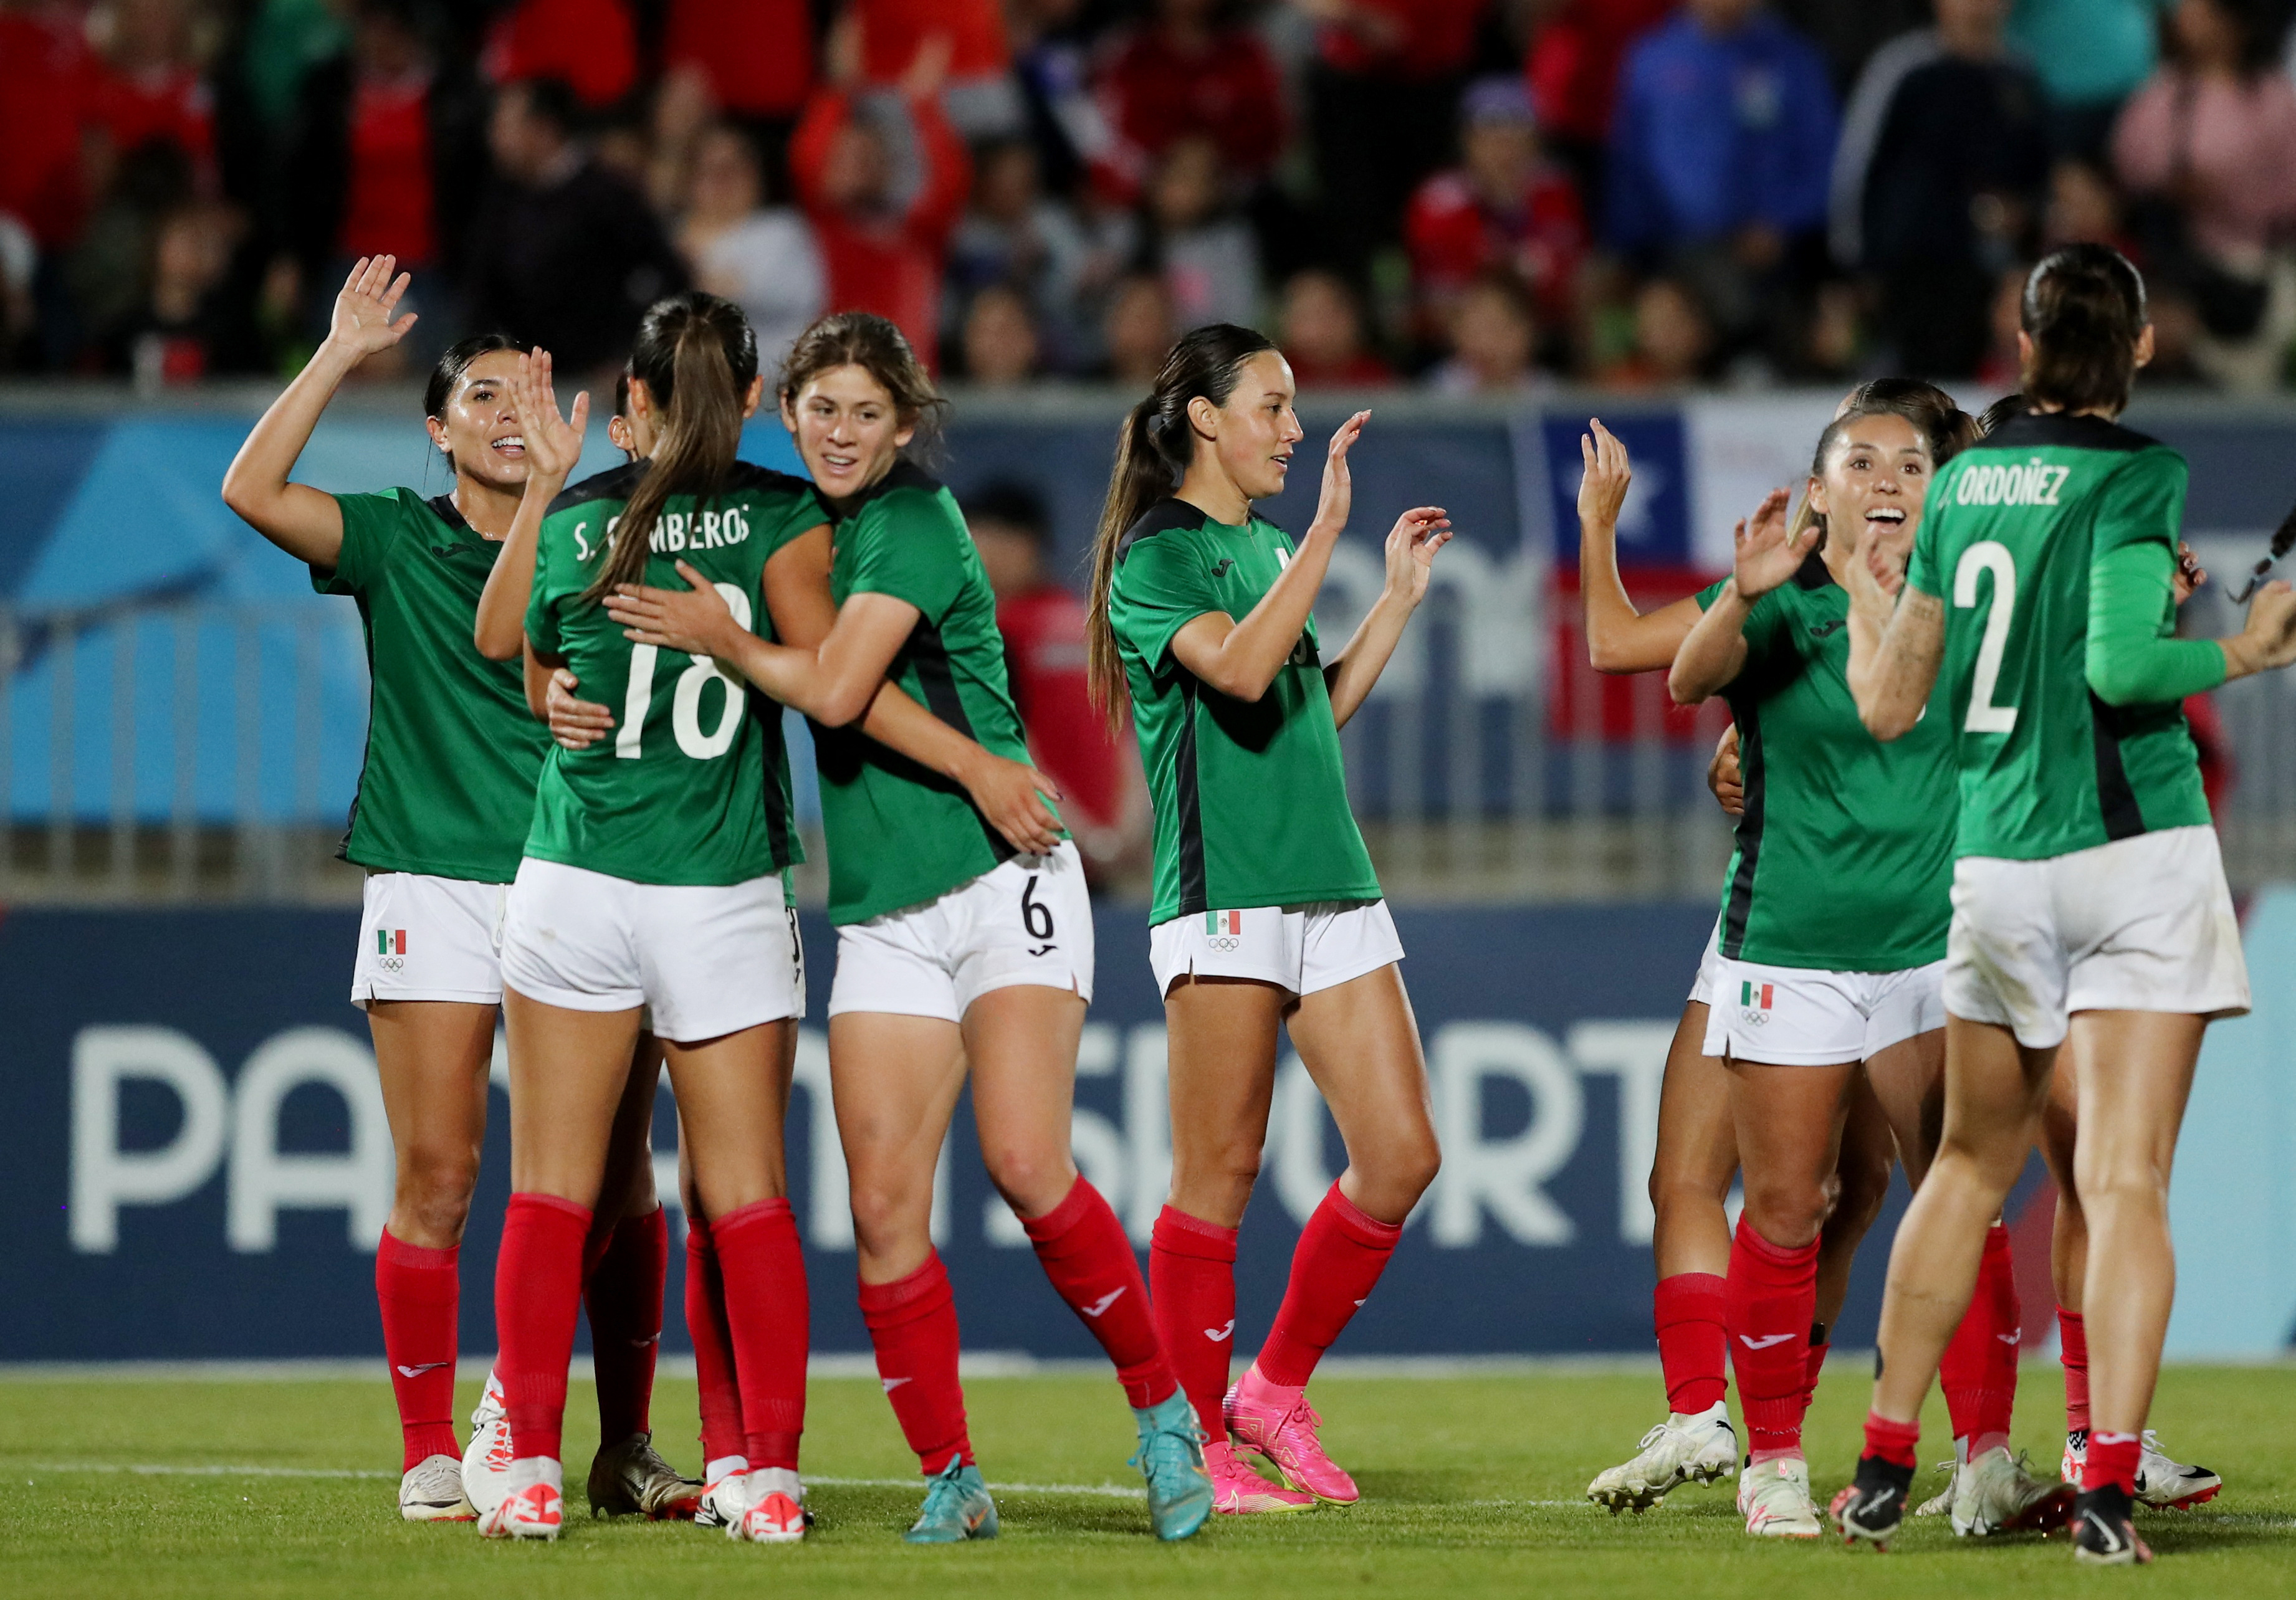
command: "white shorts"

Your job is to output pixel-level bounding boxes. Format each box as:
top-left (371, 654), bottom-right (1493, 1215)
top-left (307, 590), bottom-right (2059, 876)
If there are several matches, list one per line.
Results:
top-left (1148, 898), bottom-right (1404, 999)
top-left (1686, 917), bottom-right (1724, 1007)
top-left (351, 872), bottom-right (507, 1008)
top-left (1944, 826), bottom-right (2249, 1050)
top-left (828, 841), bottom-right (1094, 1022)
top-left (1702, 956), bottom-right (1946, 1065)
top-left (499, 857), bottom-right (805, 1044)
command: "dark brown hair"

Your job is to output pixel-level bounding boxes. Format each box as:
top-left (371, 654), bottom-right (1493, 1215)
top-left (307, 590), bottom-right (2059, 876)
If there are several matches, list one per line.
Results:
top-left (423, 333), bottom-right (529, 421)
top-left (1083, 322), bottom-right (1280, 727)
top-left (2020, 245), bottom-right (2148, 416)
top-left (1792, 378), bottom-right (1976, 545)
top-left (777, 310), bottom-right (947, 461)
top-left (583, 292), bottom-right (756, 602)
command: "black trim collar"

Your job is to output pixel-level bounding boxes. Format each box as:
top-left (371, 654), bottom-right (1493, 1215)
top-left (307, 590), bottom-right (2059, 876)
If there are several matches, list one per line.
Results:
top-left (1984, 411), bottom-right (2159, 455)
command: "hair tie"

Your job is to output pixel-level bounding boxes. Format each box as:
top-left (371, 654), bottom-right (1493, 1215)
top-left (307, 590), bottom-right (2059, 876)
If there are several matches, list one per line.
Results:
top-left (1146, 411), bottom-right (1172, 442)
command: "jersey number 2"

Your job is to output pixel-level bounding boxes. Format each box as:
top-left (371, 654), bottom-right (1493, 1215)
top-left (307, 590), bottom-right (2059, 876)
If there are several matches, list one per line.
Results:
top-left (1954, 541), bottom-right (2018, 735)
top-left (616, 583), bottom-right (754, 761)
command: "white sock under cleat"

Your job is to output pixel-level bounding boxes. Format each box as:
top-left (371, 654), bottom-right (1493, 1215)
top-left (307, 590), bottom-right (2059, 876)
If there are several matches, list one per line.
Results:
top-left (1949, 1445), bottom-right (2075, 1536)
top-left (2134, 1429), bottom-right (2221, 1510)
top-left (1738, 1454), bottom-right (1823, 1538)
top-left (477, 1456), bottom-right (563, 1541)
top-left (462, 1369), bottom-right (512, 1519)
top-left (731, 1467), bottom-right (806, 1544)
top-left (694, 1455), bottom-right (752, 1530)
top-left (398, 1453), bottom-right (476, 1522)
top-left (1586, 1403), bottom-right (1738, 1513)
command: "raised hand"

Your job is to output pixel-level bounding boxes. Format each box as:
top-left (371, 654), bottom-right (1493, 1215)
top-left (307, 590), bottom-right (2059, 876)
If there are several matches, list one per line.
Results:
top-left (511, 349), bottom-right (589, 490)
top-left (606, 559), bottom-right (742, 657)
top-left (2232, 580), bottom-right (2296, 675)
top-left (1577, 419), bottom-right (1632, 532)
top-left (1730, 487), bottom-right (1810, 601)
top-left (1382, 506), bottom-right (1452, 606)
top-left (325, 255), bottom-right (417, 361)
top-left (1309, 410), bottom-right (1370, 538)
top-left (545, 669), bottom-right (614, 750)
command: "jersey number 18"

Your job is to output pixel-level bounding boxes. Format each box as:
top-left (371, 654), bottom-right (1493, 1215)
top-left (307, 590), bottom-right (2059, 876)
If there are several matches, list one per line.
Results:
top-left (616, 583), bottom-right (755, 761)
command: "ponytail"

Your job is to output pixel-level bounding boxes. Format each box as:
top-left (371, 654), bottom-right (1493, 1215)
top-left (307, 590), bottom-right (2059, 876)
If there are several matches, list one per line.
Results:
top-left (2020, 244), bottom-right (2148, 417)
top-left (583, 291), bottom-right (758, 602)
top-left (1084, 322), bottom-right (1278, 730)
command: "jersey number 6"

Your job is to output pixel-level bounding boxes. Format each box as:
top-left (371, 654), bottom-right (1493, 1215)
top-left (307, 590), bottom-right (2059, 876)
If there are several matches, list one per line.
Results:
top-left (616, 583), bottom-right (755, 761)
top-left (1954, 541), bottom-right (2019, 735)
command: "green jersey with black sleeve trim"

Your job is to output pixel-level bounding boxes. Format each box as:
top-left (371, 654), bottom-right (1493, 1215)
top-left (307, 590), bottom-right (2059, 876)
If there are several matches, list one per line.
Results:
top-left (1693, 558), bottom-right (1956, 971)
top-left (313, 487), bottom-right (552, 882)
top-left (1904, 411), bottom-right (2210, 861)
top-left (817, 461), bottom-right (1055, 925)
top-left (1106, 497), bottom-right (1380, 925)
top-left (521, 460), bottom-right (823, 886)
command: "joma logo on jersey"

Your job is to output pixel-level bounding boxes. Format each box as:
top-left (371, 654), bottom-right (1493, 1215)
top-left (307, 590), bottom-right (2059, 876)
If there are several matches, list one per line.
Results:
top-left (1957, 459), bottom-right (2072, 508)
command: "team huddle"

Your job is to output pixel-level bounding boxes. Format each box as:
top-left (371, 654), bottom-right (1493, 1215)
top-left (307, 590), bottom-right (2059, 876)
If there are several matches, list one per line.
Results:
top-left (219, 239), bottom-right (2292, 1561)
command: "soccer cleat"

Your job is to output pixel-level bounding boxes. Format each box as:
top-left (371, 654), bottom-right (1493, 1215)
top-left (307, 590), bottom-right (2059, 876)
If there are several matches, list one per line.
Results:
top-left (1912, 1456), bottom-right (1958, 1518)
top-left (1832, 1454), bottom-right (1915, 1551)
top-left (398, 1452), bottom-right (477, 1522)
top-left (2135, 1429), bottom-right (2221, 1510)
top-left (903, 1454), bottom-right (998, 1544)
top-left (1948, 1446), bottom-right (2075, 1536)
top-left (1129, 1391), bottom-right (1214, 1541)
top-left (693, 1461), bottom-right (752, 1531)
top-left (478, 1477), bottom-right (563, 1541)
top-left (1585, 1404), bottom-right (1738, 1513)
top-left (2072, 1485), bottom-right (2154, 1565)
top-left (2062, 1426), bottom-right (2086, 1486)
top-left (1736, 1455), bottom-right (1822, 1538)
top-left (1225, 1376), bottom-right (1357, 1503)
top-left (1203, 1440), bottom-right (1316, 1514)
top-left (462, 1371), bottom-right (512, 1519)
top-left (731, 1468), bottom-right (806, 1544)
top-left (585, 1431), bottom-right (701, 1520)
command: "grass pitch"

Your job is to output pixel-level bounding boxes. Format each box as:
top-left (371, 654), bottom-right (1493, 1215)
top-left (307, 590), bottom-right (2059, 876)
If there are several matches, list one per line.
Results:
top-left (2, 1364), bottom-right (2290, 1598)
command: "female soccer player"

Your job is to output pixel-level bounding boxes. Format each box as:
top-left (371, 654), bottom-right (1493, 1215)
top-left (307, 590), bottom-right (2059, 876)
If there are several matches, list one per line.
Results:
top-left (600, 311), bottom-right (1216, 1545)
top-left (220, 257), bottom-right (683, 1525)
top-left (1666, 395), bottom-right (2067, 1540)
top-left (1835, 244), bottom-right (2296, 1564)
top-left (1074, 324), bottom-right (1449, 1513)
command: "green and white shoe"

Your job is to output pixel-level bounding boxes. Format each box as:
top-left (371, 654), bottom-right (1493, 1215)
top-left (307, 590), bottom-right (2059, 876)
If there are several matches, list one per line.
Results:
top-left (904, 1454), bottom-right (998, 1544)
top-left (1131, 1392), bottom-right (1213, 1541)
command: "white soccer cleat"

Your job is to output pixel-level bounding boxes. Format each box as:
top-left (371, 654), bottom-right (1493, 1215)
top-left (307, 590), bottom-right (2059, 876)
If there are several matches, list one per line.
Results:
top-left (2135, 1429), bottom-right (2221, 1510)
top-left (1586, 1403), bottom-right (1738, 1513)
top-left (477, 1460), bottom-right (564, 1541)
top-left (462, 1369), bottom-right (512, 1518)
top-left (2062, 1427), bottom-right (2086, 1487)
top-left (694, 1457), bottom-right (753, 1530)
top-left (586, 1432), bottom-right (701, 1519)
top-left (1948, 1445), bottom-right (2075, 1536)
top-left (1737, 1455), bottom-right (1823, 1538)
top-left (398, 1452), bottom-right (476, 1522)
top-left (1912, 1456), bottom-right (1958, 1518)
top-left (730, 1468), bottom-right (807, 1544)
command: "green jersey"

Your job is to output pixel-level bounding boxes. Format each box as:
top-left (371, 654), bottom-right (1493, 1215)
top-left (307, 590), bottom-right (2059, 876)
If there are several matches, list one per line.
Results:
top-left (523, 461), bottom-right (824, 886)
top-left (1906, 411), bottom-right (2210, 860)
top-left (1696, 560), bottom-right (1956, 971)
top-left (817, 462), bottom-right (1051, 925)
top-left (1107, 498), bottom-right (1380, 925)
top-left (314, 488), bottom-right (552, 882)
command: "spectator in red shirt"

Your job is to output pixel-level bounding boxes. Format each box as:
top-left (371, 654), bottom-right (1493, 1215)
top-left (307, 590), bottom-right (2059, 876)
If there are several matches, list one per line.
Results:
top-left (789, 35), bottom-right (972, 369)
top-left (1278, 267), bottom-right (1394, 386)
top-left (656, 0), bottom-right (815, 212)
top-left (1405, 76), bottom-right (1587, 336)
top-left (482, 0), bottom-right (638, 112)
top-left (0, 0), bottom-right (103, 302)
top-left (853, 0), bottom-right (1021, 138)
top-left (1091, 0), bottom-right (1286, 202)
top-left (1522, 0), bottom-right (1675, 198)
top-left (1297, 0), bottom-right (1490, 274)
top-left (964, 479), bottom-right (1147, 880)
top-left (92, 0), bottom-right (216, 186)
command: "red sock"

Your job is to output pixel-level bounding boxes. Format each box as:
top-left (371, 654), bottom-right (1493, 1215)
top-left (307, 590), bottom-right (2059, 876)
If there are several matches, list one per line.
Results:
top-left (1149, 1205), bottom-right (1238, 1439)
top-left (1938, 1222), bottom-right (2018, 1455)
top-left (1256, 1183), bottom-right (1403, 1387)
top-left (683, 1218), bottom-right (746, 1467)
top-left (1801, 1327), bottom-right (1832, 1418)
top-left (583, 1207), bottom-right (666, 1444)
top-left (1725, 1216), bottom-right (1819, 1462)
top-left (2059, 1307), bottom-right (2090, 1434)
top-left (1864, 1410), bottom-right (1921, 1469)
top-left (712, 1199), bottom-right (810, 1472)
top-left (858, 1252), bottom-right (971, 1472)
top-left (376, 1231), bottom-right (461, 1470)
top-left (1022, 1177), bottom-right (1176, 1409)
top-left (1653, 1272), bottom-right (1728, 1416)
top-left (495, 1193), bottom-right (593, 1462)
top-left (2085, 1429), bottom-right (2140, 1495)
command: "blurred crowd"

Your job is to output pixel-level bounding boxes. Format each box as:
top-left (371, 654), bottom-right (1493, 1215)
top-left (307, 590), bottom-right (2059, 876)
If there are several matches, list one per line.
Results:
top-left (8, 0), bottom-right (2296, 394)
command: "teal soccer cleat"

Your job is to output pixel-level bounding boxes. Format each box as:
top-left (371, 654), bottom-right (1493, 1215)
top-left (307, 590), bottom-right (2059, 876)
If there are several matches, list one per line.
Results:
top-left (904, 1455), bottom-right (999, 1544)
top-left (1131, 1391), bottom-right (1214, 1541)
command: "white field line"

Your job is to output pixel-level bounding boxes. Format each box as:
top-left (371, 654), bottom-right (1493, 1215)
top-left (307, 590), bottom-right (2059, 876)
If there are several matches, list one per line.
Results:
top-left (14, 1461), bottom-right (1144, 1499)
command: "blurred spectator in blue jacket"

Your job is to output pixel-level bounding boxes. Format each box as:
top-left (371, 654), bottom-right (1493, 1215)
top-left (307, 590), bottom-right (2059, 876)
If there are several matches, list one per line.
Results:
top-left (1606, 0), bottom-right (1839, 373)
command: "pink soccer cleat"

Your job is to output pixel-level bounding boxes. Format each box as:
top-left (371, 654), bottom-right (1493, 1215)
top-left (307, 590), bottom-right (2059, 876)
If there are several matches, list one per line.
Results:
top-left (1224, 1369), bottom-right (1359, 1505)
top-left (478, 1477), bottom-right (563, 1541)
top-left (1203, 1440), bottom-right (1316, 1515)
top-left (733, 1469), bottom-right (807, 1545)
